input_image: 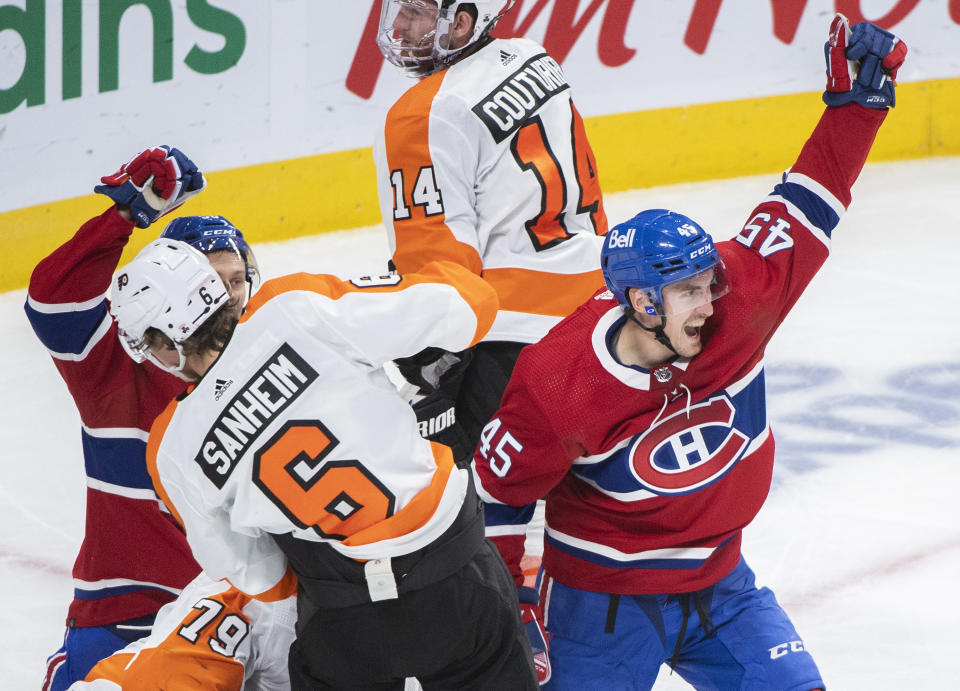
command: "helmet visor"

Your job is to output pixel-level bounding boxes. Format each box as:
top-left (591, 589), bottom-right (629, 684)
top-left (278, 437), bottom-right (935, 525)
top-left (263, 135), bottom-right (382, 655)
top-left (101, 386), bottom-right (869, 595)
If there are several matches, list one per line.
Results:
top-left (117, 327), bottom-right (189, 377)
top-left (117, 327), bottom-right (150, 363)
top-left (377, 0), bottom-right (440, 75)
top-left (649, 264), bottom-right (730, 318)
top-left (244, 245), bottom-right (261, 298)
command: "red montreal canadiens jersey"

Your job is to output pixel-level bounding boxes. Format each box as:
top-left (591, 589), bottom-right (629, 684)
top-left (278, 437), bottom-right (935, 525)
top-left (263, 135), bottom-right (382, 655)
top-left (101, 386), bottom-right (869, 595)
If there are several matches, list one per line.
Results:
top-left (25, 208), bottom-right (200, 627)
top-left (473, 104), bottom-right (886, 594)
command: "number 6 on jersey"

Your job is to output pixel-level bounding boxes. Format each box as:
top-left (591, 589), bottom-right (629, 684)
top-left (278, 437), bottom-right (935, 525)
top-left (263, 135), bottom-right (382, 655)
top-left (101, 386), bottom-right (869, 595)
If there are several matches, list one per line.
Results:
top-left (252, 420), bottom-right (396, 541)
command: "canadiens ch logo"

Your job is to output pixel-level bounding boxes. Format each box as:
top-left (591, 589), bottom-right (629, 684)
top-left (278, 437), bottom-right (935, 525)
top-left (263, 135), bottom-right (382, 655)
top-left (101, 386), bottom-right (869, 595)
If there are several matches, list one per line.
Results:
top-left (628, 395), bottom-right (750, 494)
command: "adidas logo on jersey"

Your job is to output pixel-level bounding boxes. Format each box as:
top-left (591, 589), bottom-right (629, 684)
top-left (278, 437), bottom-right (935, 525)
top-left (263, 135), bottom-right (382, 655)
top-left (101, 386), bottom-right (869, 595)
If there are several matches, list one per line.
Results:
top-left (195, 343), bottom-right (318, 489)
top-left (472, 53), bottom-right (569, 143)
top-left (500, 49), bottom-right (517, 66)
top-left (214, 377), bottom-right (234, 401)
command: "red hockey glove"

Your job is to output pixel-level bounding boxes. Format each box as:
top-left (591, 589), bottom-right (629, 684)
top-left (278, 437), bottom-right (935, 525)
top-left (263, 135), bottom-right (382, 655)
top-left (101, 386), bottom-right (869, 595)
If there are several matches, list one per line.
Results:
top-left (518, 586), bottom-right (551, 685)
top-left (823, 13), bottom-right (907, 110)
top-left (95, 145), bottom-right (206, 228)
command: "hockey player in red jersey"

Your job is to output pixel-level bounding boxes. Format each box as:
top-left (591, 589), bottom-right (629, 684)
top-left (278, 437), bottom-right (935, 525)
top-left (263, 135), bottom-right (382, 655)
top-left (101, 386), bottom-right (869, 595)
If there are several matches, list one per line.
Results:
top-left (25, 146), bottom-right (260, 690)
top-left (472, 15), bottom-right (907, 689)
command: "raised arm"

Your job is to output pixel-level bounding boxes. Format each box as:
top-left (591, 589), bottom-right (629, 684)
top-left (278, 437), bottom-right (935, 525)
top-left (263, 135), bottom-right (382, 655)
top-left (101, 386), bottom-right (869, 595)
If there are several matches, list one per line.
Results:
top-left (24, 146), bottom-right (207, 419)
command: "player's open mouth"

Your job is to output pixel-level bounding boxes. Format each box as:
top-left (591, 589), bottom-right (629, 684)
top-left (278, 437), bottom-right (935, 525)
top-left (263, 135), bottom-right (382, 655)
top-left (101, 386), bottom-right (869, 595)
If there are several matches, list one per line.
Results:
top-left (684, 324), bottom-right (701, 340)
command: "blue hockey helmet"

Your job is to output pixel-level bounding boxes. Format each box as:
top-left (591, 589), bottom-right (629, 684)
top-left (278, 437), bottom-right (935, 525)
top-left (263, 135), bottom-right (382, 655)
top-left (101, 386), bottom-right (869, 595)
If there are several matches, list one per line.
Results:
top-left (160, 215), bottom-right (260, 300)
top-left (601, 209), bottom-right (726, 315)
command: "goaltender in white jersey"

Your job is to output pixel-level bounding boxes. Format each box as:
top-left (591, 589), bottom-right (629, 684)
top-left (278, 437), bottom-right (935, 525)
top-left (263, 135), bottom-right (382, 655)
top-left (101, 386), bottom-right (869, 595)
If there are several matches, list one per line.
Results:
top-left (118, 240), bottom-right (537, 688)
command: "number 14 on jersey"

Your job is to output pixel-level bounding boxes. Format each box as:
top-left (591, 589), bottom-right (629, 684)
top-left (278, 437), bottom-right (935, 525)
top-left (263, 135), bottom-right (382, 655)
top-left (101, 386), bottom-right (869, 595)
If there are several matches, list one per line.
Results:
top-left (389, 103), bottom-right (607, 252)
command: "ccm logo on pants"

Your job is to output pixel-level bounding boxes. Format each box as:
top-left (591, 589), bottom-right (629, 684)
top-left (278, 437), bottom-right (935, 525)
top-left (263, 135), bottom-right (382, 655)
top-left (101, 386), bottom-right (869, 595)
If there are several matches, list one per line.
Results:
top-left (769, 640), bottom-right (805, 659)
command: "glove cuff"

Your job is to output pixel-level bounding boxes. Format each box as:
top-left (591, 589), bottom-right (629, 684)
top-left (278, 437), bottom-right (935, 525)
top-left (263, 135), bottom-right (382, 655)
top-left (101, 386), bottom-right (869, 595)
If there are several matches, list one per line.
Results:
top-left (94, 180), bottom-right (138, 207)
top-left (517, 585), bottom-right (540, 605)
top-left (823, 82), bottom-right (895, 110)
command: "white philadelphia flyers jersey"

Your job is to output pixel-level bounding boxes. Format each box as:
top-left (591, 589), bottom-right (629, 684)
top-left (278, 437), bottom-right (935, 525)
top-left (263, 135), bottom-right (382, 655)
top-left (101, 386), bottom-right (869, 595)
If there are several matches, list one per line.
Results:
top-left (147, 262), bottom-right (498, 596)
top-left (69, 571), bottom-right (297, 690)
top-left (375, 37), bottom-right (608, 344)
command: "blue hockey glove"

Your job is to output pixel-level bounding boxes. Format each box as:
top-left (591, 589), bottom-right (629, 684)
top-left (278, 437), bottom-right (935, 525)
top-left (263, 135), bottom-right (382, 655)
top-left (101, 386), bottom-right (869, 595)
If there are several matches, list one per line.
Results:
top-left (518, 586), bottom-right (551, 685)
top-left (823, 13), bottom-right (907, 110)
top-left (95, 146), bottom-right (206, 228)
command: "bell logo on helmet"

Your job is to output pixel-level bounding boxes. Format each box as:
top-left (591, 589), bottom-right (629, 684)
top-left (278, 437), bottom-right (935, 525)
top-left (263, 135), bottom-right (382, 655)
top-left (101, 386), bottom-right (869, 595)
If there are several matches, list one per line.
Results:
top-left (607, 227), bottom-right (635, 249)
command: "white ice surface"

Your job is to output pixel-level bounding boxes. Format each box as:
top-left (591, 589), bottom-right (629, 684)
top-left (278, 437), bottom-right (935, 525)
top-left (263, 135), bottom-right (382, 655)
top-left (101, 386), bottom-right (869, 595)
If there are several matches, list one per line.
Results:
top-left (2, 157), bottom-right (958, 690)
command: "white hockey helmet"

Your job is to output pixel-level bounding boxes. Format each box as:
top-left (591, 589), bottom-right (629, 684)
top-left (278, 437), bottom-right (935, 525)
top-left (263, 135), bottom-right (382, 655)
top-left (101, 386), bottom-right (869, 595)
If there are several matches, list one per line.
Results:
top-left (377, 0), bottom-right (516, 77)
top-left (109, 239), bottom-right (229, 375)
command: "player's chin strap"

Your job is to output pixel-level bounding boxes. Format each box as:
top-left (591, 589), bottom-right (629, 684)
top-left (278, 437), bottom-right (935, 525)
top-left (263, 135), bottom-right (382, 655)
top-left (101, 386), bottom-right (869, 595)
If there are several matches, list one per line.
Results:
top-left (145, 344), bottom-right (194, 382)
top-left (628, 309), bottom-right (679, 356)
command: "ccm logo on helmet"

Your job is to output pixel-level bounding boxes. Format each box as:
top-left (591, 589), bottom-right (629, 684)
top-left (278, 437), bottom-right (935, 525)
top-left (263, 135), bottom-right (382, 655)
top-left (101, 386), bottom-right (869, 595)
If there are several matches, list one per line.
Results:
top-left (607, 227), bottom-right (636, 249)
top-left (689, 244), bottom-right (712, 259)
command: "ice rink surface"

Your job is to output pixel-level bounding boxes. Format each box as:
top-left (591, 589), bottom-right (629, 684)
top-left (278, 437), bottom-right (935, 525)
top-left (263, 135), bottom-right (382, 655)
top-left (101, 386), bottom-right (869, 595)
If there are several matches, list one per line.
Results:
top-left (1, 157), bottom-right (958, 689)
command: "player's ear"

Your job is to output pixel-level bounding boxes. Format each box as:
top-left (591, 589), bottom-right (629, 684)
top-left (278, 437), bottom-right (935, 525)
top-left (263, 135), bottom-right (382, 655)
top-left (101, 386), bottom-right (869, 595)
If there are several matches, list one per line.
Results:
top-left (627, 288), bottom-right (648, 312)
top-left (628, 288), bottom-right (661, 326)
top-left (452, 8), bottom-right (475, 42)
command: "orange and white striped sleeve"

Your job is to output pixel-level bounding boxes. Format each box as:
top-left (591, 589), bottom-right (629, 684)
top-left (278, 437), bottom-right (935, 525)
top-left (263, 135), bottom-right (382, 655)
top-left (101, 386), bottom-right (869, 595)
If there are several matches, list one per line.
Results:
top-left (242, 260), bottom-right (498, 364)
top-left (374, 70), bottom-right (485, 278)
top-left (147, 403), bottom-right (293, 598)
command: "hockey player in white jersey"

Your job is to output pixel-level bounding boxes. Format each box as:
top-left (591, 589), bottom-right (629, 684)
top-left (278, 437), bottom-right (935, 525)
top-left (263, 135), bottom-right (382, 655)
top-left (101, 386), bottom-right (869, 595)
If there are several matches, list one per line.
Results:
top-left (375, 0), bottom-right (609, 471)
top-left (375, 4), bottom-right (603, 680)
top-left (110, 239), bottom-right (537, 689)
top-left (67, 572), bottom-right (297, 690)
